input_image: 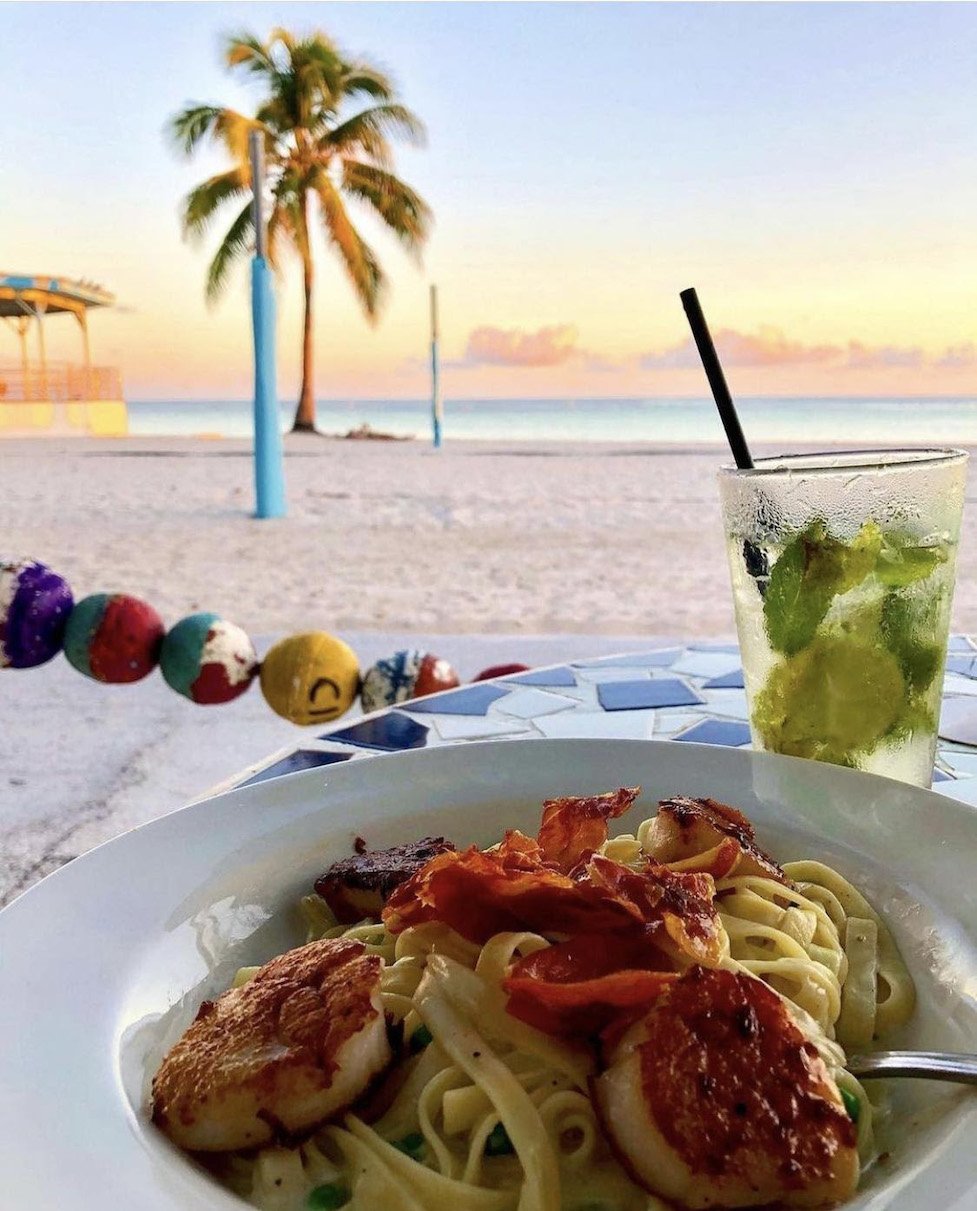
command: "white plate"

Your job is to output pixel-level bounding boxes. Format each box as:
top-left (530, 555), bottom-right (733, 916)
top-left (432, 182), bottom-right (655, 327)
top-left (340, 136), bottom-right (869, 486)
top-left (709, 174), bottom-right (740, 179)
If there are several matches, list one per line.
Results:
top-left (2, 739), bottom-right (977, 1210)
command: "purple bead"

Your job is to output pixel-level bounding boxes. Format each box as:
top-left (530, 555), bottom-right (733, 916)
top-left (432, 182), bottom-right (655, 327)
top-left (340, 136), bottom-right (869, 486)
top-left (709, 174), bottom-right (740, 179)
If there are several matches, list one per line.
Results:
top-left (0, 560), bottom-right (74, 668)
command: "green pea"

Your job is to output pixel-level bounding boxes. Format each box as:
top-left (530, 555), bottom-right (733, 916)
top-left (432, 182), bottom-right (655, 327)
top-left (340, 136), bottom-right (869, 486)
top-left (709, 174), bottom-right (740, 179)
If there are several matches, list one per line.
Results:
top-left (409, 1024), bottom-right (433, 1053)
top-left (307, 1183), bottom-right (349, 1210)
top-left (840, 1087), bottom-right (861, 1123)
top-left (484, 1122), bottom-right (515, 1156)
top-left (392, 1131), bottom-right (425, 1160)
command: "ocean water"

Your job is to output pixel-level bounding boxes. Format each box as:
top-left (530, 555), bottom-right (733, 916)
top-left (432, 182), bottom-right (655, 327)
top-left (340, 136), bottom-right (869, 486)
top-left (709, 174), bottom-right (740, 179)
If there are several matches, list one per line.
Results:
top-left (128, 397), bottom-right (977, 447)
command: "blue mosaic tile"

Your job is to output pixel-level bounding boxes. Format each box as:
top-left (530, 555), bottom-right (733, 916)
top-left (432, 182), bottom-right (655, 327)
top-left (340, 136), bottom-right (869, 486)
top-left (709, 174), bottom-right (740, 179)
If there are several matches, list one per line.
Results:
top-left (239, 748), bottom-right (353, 787)
top-left (948, 635), bottom-right (975, 652)
top-left (703, 668), bottom-right (745, 689)
top-left (401, 684), bottom-right (511, 716)
top-left (673, 719), bottom-right (752, 747)
top-left (931, 768), bottom-right (954, 783)
top-left (945, 654), bottom-right (977, 677)
top-left (503, 665), bottom-right (577, 687)
top-left (597, 678), bottom-right (704, 712)
top-left (573, 649), bottom-right (683, 670)
top-left (688, 642), bottom-right (741, 653)
top-left (325, 712), bottom-right (430, 751)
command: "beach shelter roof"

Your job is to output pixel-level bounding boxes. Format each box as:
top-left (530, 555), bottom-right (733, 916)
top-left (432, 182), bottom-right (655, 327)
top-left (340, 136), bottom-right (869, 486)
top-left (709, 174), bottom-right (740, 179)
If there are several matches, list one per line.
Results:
top-left (0, 273), bottom-right (114, 318)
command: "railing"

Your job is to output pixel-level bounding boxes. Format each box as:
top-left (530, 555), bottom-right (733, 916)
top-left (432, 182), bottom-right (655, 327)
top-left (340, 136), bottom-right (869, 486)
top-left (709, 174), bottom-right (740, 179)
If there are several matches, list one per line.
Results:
top-left (0, 362), bottom-right (123, 402)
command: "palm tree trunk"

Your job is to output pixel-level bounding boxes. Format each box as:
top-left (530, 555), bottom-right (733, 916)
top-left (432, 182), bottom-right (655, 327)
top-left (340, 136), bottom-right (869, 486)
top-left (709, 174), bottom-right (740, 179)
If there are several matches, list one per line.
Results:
top-left (292, 239), bottom-right (316, 432)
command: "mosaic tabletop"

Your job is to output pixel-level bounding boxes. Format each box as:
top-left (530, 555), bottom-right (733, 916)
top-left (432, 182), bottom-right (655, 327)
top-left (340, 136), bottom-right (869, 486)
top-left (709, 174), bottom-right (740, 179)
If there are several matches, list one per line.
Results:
top-left (215, 636), bottom-right (977, 807)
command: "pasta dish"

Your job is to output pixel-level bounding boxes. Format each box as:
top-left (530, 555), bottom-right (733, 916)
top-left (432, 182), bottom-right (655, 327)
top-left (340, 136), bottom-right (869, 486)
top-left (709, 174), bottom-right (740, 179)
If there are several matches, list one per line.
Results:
top-left (151, 788), bottom-right (914, 1209)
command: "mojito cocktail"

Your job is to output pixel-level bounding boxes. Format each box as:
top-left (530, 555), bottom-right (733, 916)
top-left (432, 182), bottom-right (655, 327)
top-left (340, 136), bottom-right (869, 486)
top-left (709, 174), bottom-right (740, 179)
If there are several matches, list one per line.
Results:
top-left (719, 450), bottom-right (967, 787)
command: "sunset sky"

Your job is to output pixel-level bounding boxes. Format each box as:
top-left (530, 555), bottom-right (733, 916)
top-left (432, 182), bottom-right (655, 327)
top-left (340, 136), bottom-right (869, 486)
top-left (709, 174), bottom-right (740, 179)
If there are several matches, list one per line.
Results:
top-left (4, 2), bottom-right (976, 400)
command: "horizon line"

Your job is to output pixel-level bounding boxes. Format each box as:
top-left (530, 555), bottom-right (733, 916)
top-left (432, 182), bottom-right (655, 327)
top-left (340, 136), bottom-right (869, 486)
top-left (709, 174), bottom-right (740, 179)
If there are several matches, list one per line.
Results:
top-left (127, 393), bottom-right (977, 405)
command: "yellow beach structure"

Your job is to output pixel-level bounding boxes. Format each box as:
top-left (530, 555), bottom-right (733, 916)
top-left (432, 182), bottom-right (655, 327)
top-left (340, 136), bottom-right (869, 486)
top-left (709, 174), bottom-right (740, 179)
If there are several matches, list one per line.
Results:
top-left (0, 272), bottom-right (127, 436)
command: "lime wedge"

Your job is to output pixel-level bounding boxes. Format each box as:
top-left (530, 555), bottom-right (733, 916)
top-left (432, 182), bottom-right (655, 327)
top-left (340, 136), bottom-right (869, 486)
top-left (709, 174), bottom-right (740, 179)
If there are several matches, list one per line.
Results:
top-left (875, 538), bottom-right (947, 588)
top-left (753, 636), bottom-right (905, 765)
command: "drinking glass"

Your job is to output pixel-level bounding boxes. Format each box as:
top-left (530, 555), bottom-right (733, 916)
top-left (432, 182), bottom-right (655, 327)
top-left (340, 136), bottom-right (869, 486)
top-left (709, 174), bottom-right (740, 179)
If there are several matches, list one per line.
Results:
top-left (718, 449), bottom-right (968, 787)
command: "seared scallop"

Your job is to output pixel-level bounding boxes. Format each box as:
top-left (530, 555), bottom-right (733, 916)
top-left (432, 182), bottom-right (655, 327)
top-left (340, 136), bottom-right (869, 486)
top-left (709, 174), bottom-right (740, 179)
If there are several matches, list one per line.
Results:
top-left (152, 938), bottom-right (391, 1152)
top-left (595, 966), bottom-right (858, 1208)
top-left (643, 797), bottom-right (789, 883)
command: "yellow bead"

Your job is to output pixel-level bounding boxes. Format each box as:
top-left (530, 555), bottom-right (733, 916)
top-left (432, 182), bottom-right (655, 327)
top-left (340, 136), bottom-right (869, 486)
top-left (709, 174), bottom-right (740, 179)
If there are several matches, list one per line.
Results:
top-left (259, 632), bottom-right (360, 726)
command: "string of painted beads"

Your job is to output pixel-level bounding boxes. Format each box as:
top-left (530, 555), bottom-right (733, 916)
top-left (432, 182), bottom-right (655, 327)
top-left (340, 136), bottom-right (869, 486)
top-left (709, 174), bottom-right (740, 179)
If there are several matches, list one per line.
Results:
top-left (1, 559), bottom-right (525, 726)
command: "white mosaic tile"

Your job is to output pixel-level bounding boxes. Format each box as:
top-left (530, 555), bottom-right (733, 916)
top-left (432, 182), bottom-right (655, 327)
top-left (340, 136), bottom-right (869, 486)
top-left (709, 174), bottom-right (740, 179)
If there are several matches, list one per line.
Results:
top-left (550, 684), bottom-right (601, 707)
top-left (572, 649), bottom-right (683, 669)
top-left (574, 668), bottom-right (655, 684)
top-left (934, 749), bottom-right (977, 778)
top-left (942, 675), bottom-right (977, 698)
top-left (429, 715), bottom-right (534, 741)
top-left (650, 711), bottom-right (705, 737)
top-left (701, 689), bottom-right (752, 721)
top-left (670, 652), bottom-right (742, 680)
top-left (533, 709), bottom-right (657, 740)
top-left (931, 778), bottom-right (977, 807)
top-left (492, 687), bottom-right (580, 719)
top-left (940, 698), bottom-right (977, 746)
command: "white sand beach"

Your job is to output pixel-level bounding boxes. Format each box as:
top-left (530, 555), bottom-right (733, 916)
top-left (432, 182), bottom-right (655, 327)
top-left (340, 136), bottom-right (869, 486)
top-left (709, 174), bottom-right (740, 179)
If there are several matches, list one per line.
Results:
top-left (3, 435), bottom-right (976, 905)
top-left (5, 436), bottom-right (977, 636)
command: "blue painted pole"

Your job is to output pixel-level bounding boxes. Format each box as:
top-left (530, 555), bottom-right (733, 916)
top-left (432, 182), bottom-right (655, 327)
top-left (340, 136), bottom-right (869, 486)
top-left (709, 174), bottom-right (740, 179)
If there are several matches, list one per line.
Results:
top-left (430, 283), bottom-right (443, 449)
top-left (250, 131), bottom-right (286, 519)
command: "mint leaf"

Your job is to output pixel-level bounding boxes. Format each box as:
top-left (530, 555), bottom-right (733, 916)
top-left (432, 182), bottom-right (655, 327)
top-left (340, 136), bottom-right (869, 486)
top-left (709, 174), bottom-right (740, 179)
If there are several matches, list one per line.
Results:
top-left (763, 521), bottom-right (881, 655)
top-left (880, 589), bottom-right (947, 695)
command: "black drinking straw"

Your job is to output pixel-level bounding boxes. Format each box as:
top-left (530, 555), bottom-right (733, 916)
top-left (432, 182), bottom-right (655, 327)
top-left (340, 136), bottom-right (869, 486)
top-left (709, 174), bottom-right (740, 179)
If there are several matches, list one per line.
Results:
top-left (680, 287), bottom-right (754, 469)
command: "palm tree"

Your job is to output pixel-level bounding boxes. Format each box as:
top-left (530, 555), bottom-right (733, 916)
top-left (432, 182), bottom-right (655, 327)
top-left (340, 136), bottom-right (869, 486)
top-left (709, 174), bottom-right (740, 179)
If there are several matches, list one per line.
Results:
top-left (170, 29), bottom-right (432, 432)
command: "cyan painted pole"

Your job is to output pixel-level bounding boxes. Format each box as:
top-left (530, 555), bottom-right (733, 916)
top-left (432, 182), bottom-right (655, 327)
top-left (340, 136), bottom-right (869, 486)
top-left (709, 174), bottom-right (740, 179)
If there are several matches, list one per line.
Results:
top-left (430, 283), bottom-right (443, 449)
top-left (250, 130), bottom-right (286, 518)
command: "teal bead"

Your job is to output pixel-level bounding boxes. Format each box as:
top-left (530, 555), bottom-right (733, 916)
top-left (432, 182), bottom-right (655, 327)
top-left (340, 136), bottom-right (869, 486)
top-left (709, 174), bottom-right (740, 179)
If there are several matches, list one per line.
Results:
top-left (63, 594), bottom-right (110, 677)
top-left (160, 613), bottom-right (220, 699)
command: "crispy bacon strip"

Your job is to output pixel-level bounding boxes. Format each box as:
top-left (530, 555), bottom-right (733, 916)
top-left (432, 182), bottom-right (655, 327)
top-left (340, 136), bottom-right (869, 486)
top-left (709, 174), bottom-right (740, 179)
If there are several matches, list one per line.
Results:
top-left (382, 842), bottom-right (724, 975)
top-left (582, 856), bottom-right (725, 967)
top-left (537, 786), bottom-right (640, 872)
top-left (504, 932), bottom-right (677, 1037)
top-left (381, 844), bottom-right (636, 942)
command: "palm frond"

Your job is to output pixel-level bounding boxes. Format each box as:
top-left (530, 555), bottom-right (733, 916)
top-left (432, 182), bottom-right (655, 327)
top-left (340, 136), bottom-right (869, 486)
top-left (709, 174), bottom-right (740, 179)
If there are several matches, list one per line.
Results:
top-left (312, 169), bottom-right (385, 319)
top-left (181, 169), bottom-right (251, 240)
top-left (267, 27), bottom-right (299, 55)
top-left (342, 160), bottom-right (431, 255)
top-left (266, 171), bottom-right (308, 270)
top-left (214, 109), bottom-right (261, 166)
top-left (325, 104), bottom-right (426, 165)
top-left (225, 32), bottom-right (278, 77)
top-left (169, 104), bottom-right (224, 156)
top-left (205, 201), bottom-right (254, 303)
top-left (169, 103), bottom-right (258, 164)
top-left (339, 60), bottom-right (395, 102)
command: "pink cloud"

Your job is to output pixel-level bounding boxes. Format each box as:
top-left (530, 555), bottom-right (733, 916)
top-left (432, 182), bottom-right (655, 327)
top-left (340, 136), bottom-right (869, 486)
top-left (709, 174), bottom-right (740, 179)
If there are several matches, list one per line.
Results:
top-left (935, 342), bottom-right (977, 369)
top-left (642, 325), bottom-right (841, 369)
top-left (641, 325), bottom-right (974, 371)
top-left (464, 324), bottom-right (581, 368)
